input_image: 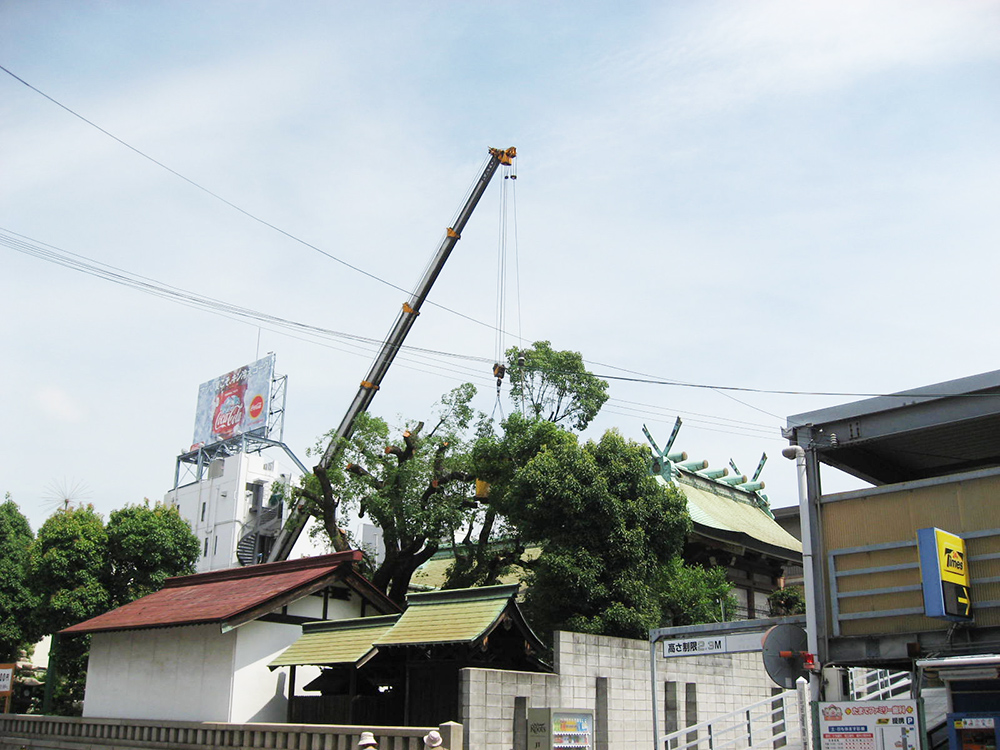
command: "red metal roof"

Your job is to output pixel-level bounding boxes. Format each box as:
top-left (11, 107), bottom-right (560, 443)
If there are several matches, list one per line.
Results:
top-left (61, 551), bottom-right (386, 635)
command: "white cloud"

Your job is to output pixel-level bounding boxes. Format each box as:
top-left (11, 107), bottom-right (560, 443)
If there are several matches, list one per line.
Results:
top-left (539, 0), bottom-right (1000, 160)
top-left (629, 1), bottom-right (999, 110)
top-left (35, 386), bottom-right (86, 423)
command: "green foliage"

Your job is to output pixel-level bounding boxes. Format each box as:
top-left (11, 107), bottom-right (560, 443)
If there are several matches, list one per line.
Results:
top-left (0, 495), bottom-right (40, 661)
top-left (105, 501), bottom-right (200, 607)
top-left (31, 505), bottom-right (110, 638)
top-left (505, 341), bottom-right (609, 431)
top-left (768, 586), bottom-right (806, 616)
top-left (306, 384), bottom-right (485, 604)
top-left (451, 414), bottom-right (736, 640)
top-left (28, 501), bottom-right (199, 715)
top-left (657, 559), bottom-right (738, 627)
top-left (444, 413), bottom-right (571, 590)
top-left (493, 424), bottom-right (691, 640)
top-left (30, 505), bottom-right (109, 716)
top-left (46, 633), bottom-right (90, 716)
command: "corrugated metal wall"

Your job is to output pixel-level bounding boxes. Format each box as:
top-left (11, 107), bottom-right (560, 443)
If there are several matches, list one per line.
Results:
top-left (820, 471), bottom-right (1000, 637)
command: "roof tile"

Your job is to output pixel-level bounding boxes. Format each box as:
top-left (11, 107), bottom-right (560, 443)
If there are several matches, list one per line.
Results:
top-left (269, 615), bottom-right (399, 667)
top-left (61, 552), bottom-right (363, 635)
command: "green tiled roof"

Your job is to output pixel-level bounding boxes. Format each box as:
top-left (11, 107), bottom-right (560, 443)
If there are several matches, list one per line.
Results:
top-left (270, 585), bottom-right (548, 672)
top-left (374, 585), bottom-right (519, 647)
top-left (411, 547), bottom-right (539, 589)
top-left (664, 474), bottom-right (802, 556)
top-left (268, 615), bottom-right (399, 667)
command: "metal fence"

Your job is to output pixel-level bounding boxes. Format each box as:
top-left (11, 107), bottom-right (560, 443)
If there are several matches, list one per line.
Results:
top-left (848, 668), bottom-right (911, 701)
top-left (659, 679), bottom-right (808, 750)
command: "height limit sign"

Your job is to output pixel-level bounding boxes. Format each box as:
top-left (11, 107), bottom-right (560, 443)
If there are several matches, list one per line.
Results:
top-left (917, 527), bottom-right (972, 621)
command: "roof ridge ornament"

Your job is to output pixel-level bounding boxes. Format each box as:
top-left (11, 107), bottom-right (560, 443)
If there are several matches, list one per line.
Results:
top-left (643, 418), bottom-right (684, 480)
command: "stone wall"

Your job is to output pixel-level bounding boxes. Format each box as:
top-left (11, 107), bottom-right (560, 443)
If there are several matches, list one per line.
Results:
top-left (0, 714), bottom-right (462, 750)
top-left (462, 630), bottom-right (782, 750)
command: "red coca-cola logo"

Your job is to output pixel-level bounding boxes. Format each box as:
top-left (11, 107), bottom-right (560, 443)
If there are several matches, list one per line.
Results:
top-left (249, 394), bottom-right (265, 420)
top-left (212, 373), bottom-right (248, 440)
top-left (213, 399), bottom-right (244, 436)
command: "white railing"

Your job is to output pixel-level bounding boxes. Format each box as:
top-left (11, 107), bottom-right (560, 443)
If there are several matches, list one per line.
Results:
top-left (849, 668), bottom-right (911, 701)
top-left (660, 679), bottom-right (808, 750)
top-left (0, 714), bottom-right (463, 750)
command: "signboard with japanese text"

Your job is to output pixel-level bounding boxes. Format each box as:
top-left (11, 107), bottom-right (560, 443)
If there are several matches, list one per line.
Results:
top-left (191, 354), bottom-right (275, 448)
top-left (661, 632), bottom-right (763, 658)
top-left (0, 663), bottom-right (14, 713)
top-left (955, 718), bottom-right (994, 730)
top-left (819, 701), bottom-right (921, 750)
top-left (918, 527), bottom-right (972, 621)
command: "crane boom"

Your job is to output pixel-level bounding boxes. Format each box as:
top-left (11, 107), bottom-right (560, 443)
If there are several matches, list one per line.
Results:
top-left (267, 146), bottom-right (516, 562)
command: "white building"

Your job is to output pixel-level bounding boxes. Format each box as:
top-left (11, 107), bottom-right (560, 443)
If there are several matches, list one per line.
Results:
top-left (61, 551), bottom-right (398, 723)
top-left (165, 450), bottom-right (325, 572)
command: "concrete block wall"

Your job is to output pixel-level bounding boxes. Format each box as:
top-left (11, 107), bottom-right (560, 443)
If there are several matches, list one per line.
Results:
top-left (462, 630), bottom-right (780, 750)
top-left (461, 666), bottom-right (562, 749)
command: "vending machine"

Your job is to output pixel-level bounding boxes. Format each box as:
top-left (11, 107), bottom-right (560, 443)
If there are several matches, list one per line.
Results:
top-left (948, 714), bottom-right (998, 750)
top-left (527, 708), bottom-right (595, 750)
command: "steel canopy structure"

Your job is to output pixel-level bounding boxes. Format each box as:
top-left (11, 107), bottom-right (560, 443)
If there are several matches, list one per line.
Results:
top-left (785, 369), bottom-right (1000, 486)
top-left (783, 369), bottom-right (1000, 673)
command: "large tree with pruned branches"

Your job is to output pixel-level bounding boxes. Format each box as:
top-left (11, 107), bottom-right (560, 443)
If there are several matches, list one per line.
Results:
top-left (300, 384), bottom-right (484, 605)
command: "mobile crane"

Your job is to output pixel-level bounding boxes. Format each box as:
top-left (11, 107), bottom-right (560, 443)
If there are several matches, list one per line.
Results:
top-left (267, 146), bottom-right (517, 562)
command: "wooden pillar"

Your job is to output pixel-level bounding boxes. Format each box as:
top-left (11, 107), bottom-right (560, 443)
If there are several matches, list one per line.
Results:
top-left (286, 666), bottom-right (297, 723)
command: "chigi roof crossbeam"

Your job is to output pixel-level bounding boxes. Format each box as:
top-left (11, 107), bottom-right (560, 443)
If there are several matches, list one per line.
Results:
top-left (643, 419), bottom-right (772, 516)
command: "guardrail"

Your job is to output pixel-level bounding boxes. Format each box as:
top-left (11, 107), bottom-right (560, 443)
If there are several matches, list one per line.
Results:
top-left (849, 668), bottom-right (911, 701)
top-left (0, 714), bottom-right (462, 750)
top-left (659, 679), bottom-right (808, 750)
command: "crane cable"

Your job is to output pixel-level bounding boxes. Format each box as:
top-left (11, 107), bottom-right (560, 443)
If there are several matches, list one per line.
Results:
top-left (491, 158), bottom-right (519, 419)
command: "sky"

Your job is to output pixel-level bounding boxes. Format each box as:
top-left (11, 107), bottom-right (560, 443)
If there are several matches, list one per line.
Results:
top-left (2, 1), bottom-right (999, 533)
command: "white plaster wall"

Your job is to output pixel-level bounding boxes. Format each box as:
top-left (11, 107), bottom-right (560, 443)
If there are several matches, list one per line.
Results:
top-left (228, 584), bottom-right (367, 722)
top-left (83, 584), bottom-right (366, 724)
top-left (231, 620), bottom-right (318, 723)
top-left (462, 630), bottom-right (781, 750)
top-left (82, 624), bottom-right (235, 721)
top-left (286, 586), bottom-right (366, 621)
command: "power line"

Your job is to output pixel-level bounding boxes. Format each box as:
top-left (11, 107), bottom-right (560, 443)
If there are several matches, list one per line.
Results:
top-left (7, 226), bottom-right (991, 410)
top-left (7, 66), bottom-right (993, 425)
top-left (0, 232), bottom-right (903, 445)
top-left (0, 63), bottom-right (504, 336)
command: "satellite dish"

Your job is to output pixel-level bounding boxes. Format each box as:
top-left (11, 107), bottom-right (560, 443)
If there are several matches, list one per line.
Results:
top-left (761, 623), bottom-right (811, 688)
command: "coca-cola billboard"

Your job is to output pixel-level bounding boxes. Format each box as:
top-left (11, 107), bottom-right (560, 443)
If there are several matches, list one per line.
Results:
top-left (192, 354), bottom-right (275, 448)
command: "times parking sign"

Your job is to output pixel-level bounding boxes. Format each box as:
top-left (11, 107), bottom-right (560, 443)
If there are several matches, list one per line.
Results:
top-left (918, 527), bottom-right (972, 621)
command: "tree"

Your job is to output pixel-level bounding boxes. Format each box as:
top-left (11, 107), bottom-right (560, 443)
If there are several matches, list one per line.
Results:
top-left (767, 586), bottom-right (806, 616)
top-left (31, 505), bottom-right (110, 639)
top-left (449, 414), bottom-right (738, 639)
top-left (30, 505), bottom-right (109, 715)
top-left (505, 341), bottom-right (609, 431)
top-left (303, 384), bottom-right (485, 605)
top-left (105, 501), bottom-right (200, 607)
top-left (0, 495), bottom-right (40, 661)
top-left (30, 501), bottom-right (200, 714)
top-left (444, 413), bottom-right (574, 590)
top-left (515, 429), bottom-right (692, 639)
top-left (657, 559), bottom-right (738, 627)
